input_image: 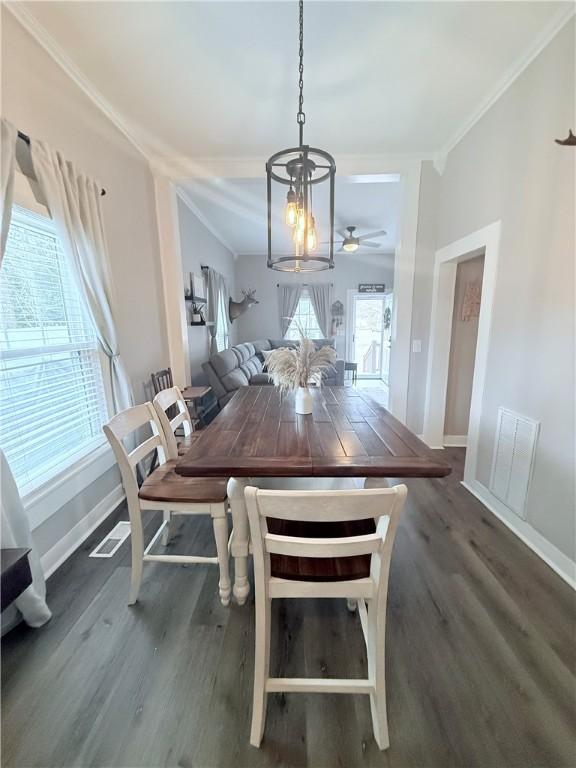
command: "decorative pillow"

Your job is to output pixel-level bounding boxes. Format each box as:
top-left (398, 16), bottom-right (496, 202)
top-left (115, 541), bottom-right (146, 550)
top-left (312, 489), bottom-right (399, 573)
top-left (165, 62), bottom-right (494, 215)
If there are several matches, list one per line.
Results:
top-left (260, 349), bottom-right (274, 371)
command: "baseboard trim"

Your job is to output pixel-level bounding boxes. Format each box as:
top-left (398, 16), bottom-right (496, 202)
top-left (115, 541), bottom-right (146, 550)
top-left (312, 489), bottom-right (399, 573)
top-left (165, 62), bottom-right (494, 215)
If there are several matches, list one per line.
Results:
top-left (443, 434), bottom-right (468, 447)
top-left (41, 485), bottom-right (125, 579)
top-left (461, 479), bottom-right (575, 590)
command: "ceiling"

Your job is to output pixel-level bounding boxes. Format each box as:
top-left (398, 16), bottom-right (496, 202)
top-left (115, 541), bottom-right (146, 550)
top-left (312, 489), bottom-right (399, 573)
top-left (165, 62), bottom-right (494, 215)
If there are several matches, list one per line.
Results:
top-left (14, 1), bottom-right (571, 161)
top-left (179, 174), bottom-right (400, 257)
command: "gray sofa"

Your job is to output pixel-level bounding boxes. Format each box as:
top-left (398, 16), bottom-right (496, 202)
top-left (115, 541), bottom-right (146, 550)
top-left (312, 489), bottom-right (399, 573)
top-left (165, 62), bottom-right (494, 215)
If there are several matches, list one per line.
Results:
top-left (202, 338), bottom-right (345, 407)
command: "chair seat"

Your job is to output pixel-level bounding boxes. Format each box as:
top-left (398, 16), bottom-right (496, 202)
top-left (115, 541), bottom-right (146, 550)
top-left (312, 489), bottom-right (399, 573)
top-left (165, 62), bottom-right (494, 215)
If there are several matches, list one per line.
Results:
top-left (139, 461), bottom-right (228, 504)
top-left (268, 518), bottom-right (376, 582)
top-left (177, 433), bottom-right (200, 455)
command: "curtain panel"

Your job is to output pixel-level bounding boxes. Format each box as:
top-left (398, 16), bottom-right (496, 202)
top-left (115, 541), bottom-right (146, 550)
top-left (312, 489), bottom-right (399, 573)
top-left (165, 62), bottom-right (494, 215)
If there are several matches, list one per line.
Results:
top-left (0, 450), bottom-right (51, 631)
top-left (1, 119), bottom-right (17, 264)
top-left (205, 267), bottom-right (225, 355)
top-left (278, 284), bottom-right (303, 337)
top-left (30, 140), bottom-right (134, 415)
top-left (308, 283), bottom-right (333, 338)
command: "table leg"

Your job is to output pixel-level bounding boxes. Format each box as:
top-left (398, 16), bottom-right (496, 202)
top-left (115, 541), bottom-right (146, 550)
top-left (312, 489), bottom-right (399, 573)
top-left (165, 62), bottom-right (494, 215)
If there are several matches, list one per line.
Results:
top-left (227, 476), bottom-right (251, 605)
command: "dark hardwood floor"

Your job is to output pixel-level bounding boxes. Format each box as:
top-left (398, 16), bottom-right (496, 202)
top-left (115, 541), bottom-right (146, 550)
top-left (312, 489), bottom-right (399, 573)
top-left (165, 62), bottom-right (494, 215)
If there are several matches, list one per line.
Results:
top-left (2, 448), bottom-right (575, 767)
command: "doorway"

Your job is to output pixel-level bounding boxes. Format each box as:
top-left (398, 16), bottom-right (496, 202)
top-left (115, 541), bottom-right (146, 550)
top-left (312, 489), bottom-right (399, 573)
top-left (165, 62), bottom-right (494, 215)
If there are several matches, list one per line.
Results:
top-left (347, 292), bottom-right (393, 383)
top-left (444, 254), bottom-right (485, 446)
top-left (422, 221), bottom-right (501, 487)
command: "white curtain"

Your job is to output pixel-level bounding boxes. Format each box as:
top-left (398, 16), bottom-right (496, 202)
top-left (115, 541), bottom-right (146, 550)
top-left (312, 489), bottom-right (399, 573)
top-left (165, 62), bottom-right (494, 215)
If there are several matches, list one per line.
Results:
top-left (30, 140), bottom-right (134, 414)
top-left (278, 283), bottom-right (303, 337)
top-left (206, 267), bottom-right (224, 355)
top-left (309, 283), bottom-right (332, 338)
top-left (1, 451), bottom-right (52, 631)
top-left (1, 118), bottom-right (17, 264)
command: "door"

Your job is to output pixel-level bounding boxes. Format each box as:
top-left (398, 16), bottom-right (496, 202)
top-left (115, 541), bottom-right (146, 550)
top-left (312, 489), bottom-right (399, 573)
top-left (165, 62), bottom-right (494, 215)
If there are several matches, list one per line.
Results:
top-left (349, 293), bottom-right (391, 380)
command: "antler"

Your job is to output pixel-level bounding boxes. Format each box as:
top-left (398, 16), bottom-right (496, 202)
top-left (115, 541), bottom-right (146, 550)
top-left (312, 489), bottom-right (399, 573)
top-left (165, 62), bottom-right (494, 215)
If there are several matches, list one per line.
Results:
top-left (241, 288), bottom-right (256, 298)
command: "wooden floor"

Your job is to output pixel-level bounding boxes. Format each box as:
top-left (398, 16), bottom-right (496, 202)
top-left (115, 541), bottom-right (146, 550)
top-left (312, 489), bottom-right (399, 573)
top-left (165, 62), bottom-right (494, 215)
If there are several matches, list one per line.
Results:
top-left (2, 449), bottom-right (575, 768)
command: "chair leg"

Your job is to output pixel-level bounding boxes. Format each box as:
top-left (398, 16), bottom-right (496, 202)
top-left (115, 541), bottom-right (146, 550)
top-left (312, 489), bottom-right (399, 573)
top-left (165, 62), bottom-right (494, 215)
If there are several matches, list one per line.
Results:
top-left (128, 509), bottom-right (144, 606)
top-left (346, 598), bottom-right (358, 612)
top-left (211, 504), bottom-right (231, 606)
top-left (250, 596), bottom-right (271, 748)
top-left (161, 510), bottom-right (171, 546)
top-left (367, 598), bottom-right (389, 750)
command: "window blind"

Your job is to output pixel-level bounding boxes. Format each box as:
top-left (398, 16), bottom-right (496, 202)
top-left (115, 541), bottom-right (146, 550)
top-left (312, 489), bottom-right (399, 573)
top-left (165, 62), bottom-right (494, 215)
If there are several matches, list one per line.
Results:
top-left (0, 206), bottom-right (109, 495)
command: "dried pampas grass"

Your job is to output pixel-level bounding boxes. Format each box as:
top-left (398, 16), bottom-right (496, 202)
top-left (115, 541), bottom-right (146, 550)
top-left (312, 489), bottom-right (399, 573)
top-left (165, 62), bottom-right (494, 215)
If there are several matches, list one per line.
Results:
top-left (266, 329), bottom-right (336, 392)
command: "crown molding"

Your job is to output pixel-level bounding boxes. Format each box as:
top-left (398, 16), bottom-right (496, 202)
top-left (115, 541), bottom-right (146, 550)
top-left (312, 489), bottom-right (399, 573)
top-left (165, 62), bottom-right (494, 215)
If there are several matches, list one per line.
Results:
top-left (175, 187), bottom-right (238, 258)
top-left (5, 2), bottom-right (152, 163)
top-left (153, 153), bottom-right (430, 181)
top-left (437, 4), bottom-right (575, 173)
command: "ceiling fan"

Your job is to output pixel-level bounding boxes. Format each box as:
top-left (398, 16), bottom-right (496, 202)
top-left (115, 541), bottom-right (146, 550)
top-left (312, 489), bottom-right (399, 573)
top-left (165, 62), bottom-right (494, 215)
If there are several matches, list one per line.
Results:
top-left (334, 226), bottom-right (387, 253)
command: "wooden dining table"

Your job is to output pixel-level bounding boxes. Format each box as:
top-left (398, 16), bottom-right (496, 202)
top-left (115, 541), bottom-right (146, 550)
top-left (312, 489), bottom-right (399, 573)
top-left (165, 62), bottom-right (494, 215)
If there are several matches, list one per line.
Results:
top-left (176, 385), bottom-right (451, 603)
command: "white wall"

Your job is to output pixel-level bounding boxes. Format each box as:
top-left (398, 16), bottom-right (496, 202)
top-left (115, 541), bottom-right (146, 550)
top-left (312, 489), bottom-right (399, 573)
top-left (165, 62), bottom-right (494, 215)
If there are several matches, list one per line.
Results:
top-left (234, 253), bottom-right (394, 358)
top-left (1, 11), bottom-right (168, 561)
top-left (413, 20), bottom-right (575, 564)
top-left (444, 255), bottom-right (484, 437)
top-left (177, 197), bottom-right (236, 383)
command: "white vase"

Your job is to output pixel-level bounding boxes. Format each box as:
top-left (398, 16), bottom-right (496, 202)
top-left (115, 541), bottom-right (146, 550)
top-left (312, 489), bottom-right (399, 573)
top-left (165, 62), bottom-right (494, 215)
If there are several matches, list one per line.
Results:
top-left (295, 386), bottom-right (313, 415)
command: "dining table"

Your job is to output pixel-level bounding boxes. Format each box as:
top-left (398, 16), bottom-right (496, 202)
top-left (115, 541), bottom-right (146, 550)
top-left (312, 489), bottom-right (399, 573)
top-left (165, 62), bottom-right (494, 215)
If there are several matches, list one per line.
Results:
top-left (176, 385), bottom-right (452, 603)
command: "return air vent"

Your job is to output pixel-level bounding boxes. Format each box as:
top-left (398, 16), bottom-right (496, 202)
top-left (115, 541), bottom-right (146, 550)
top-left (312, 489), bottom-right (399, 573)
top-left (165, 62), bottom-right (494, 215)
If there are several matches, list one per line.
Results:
top-left (89, 521), bottom-right (131, 559)
top-left (489, 408), bottom-right (539, 519)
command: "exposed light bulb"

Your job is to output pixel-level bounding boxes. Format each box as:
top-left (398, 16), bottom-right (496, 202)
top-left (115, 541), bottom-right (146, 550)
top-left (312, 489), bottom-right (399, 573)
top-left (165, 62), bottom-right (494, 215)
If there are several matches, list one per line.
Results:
top-left (293, 225), bottom-right (304, 245)
top-left (285, 189), bottom-right (297, 227)
top-left (296, 207), bottom-right (306, 232)
top-left (307, 217), bottom-right (318, 252)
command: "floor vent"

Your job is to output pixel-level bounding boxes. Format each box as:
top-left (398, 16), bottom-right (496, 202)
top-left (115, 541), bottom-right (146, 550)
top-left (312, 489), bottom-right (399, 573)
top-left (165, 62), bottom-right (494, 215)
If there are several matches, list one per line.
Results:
top-left (89, 521), bottom-right (131, 559)
top-left (489, 408), bottom-right (539, 519)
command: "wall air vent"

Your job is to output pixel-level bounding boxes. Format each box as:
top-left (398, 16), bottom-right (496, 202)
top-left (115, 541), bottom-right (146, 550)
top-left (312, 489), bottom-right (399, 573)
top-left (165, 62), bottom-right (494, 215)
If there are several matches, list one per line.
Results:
top-left (489, 408), bottom-right (539, 519)
top-left (89, 521), bottom-right (131, 559)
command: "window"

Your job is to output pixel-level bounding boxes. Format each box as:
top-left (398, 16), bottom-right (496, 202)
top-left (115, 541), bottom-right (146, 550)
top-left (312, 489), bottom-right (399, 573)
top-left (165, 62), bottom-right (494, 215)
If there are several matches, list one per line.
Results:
top-left (0, 206), bottom-right (109, 495)
top-left (285, 288), bottom-right (323, 340)
top-left (215, 286), bottom-right (229, 352)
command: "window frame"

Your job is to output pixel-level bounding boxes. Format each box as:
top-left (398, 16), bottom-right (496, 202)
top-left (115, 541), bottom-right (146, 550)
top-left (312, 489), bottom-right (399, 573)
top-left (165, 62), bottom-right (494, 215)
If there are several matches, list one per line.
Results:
top-left (1, 192), bottom-right (113, 507)
top-left (284, 287), bottom-right (323, 340)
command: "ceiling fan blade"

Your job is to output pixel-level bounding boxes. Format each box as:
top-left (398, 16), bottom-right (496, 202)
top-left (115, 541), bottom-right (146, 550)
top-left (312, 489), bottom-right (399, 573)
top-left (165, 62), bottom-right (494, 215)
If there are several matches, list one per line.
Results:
top-left (359, 241), bottom-right (382, 248)
top-left (337, 229), bottom-right (349, 240)
top-left (357, 229), bottom-right (387, 241)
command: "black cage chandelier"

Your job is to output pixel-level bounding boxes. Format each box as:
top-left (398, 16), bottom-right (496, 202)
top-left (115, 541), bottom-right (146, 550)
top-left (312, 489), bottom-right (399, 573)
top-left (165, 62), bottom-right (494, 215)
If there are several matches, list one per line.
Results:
top-left (266, 0), bottom-right (336, 272)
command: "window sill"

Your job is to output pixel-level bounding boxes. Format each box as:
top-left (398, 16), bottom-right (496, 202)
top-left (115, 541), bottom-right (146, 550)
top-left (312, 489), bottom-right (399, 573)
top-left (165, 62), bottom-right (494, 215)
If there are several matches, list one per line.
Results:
top-left (23, 441), bottom-right (118, 531)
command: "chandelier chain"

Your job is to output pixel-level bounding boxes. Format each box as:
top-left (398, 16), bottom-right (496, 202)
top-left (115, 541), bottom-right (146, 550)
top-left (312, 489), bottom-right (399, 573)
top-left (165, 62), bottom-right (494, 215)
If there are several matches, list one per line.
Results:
top-left (297, 0), bottom-right (305, 139)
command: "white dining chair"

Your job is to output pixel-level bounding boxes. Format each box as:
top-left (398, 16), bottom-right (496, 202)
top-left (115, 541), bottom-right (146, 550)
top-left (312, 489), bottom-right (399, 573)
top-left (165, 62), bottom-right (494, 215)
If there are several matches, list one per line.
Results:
top-left (103, 403), bottom-right (231, 606)
top-left (244, 483), bottom-right (408, 750)
top-left (152, 385), bottom-right (197, 459)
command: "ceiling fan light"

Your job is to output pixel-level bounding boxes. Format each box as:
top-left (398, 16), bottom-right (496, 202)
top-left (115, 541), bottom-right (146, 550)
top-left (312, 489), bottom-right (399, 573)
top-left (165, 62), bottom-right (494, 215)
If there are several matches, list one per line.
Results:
top-left (343, 241), bottom-right (358, 252)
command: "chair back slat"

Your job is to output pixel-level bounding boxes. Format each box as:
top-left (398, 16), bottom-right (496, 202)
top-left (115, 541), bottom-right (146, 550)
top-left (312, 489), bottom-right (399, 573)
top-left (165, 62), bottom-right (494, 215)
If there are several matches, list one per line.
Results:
top-left (128, 434), bottom-right (164, 468)
top-left (264, 532), bottom-right (383, 558)
top-left (151, 367), bottom-right (173, 396)
top-left (152, 386), bottom-right (194, 460)
top-left (248, 488), bottom-right (398, 523)
top-left (103, 403), bottom-right (168, 496)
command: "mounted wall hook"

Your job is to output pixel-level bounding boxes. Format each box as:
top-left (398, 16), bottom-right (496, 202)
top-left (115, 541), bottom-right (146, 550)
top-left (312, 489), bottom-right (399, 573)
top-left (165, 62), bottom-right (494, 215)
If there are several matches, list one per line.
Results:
top-left (555, 130), bottom-right (576, 146)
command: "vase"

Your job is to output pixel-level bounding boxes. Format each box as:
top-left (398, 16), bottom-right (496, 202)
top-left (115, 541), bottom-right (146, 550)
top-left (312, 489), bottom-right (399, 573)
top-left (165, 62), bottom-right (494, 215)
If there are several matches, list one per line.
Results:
top-left (295, 386), bottom-right (313, 415)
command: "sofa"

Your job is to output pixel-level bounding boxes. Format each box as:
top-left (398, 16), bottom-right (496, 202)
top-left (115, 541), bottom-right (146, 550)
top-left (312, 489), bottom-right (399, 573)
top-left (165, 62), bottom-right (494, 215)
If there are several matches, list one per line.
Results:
top-left (202, 338), bottom-right (345, 407)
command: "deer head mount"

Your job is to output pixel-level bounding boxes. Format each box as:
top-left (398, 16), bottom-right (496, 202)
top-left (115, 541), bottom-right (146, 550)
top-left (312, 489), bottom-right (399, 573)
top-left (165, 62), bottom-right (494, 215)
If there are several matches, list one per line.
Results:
top-left (229, 288), bottom-right (259, 323)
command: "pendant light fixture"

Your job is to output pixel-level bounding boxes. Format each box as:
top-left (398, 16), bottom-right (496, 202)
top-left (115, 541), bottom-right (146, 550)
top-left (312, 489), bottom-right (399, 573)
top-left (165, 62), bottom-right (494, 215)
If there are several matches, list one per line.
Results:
top-left (266, 0), bottom-right (336, 272)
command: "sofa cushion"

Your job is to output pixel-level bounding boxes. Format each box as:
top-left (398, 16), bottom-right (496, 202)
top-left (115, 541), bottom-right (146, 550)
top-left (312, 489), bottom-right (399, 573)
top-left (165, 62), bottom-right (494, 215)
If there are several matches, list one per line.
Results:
top-left (252, 339), bottom-right (272, 354)
top-left (232, 343), bottom-right (255, 365)
top-left (311, 337), bottom-right (335, 349)
top-left (250, 373), bottom-right (272, 385)
top-left (269, 339), bottom-right (298, 349)
top-left (211, 348), bottom-right (240, 379)
top-left (221, 367), bottom-right (250, 392)
top-left (239, 357), bottom-right (262, 380)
